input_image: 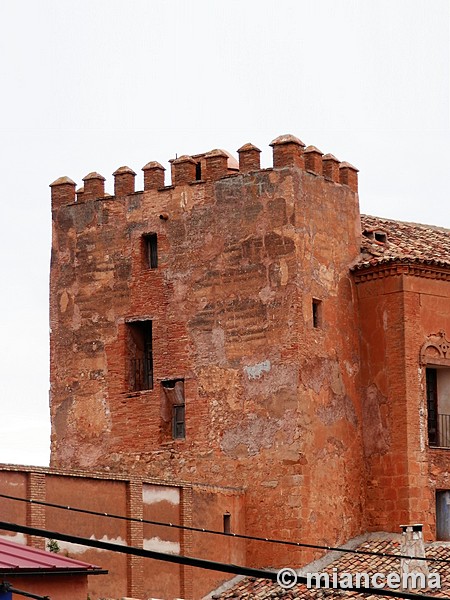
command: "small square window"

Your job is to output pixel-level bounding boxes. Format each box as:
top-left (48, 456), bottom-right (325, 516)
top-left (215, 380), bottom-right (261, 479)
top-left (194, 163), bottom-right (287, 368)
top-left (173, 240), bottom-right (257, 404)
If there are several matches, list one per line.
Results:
top-left (143, 233), bottom-right (158, 269)
top-left (223, 513), bottom-right (231, 534)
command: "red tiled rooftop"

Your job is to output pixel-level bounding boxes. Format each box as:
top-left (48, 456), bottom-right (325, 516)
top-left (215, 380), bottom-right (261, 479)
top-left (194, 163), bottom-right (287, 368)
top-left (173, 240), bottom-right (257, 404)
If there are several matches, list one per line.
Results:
top-left (213, 538), bottom-right (450, 599)
top-left (356, 215), bottom-right (450, 270)
top-left (0, 537), bottom-right (104, 574)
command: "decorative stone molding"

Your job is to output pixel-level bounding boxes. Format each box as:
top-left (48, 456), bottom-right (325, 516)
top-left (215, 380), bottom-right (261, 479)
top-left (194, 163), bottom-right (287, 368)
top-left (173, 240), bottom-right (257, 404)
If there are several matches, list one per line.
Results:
top-left (420, 331), bottom-right (450, 366)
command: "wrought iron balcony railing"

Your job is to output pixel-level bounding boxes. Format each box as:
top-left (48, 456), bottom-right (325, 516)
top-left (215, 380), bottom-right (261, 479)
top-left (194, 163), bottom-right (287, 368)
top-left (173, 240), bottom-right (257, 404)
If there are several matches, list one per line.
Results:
top-left (430, 413), bottom-right (450, 448)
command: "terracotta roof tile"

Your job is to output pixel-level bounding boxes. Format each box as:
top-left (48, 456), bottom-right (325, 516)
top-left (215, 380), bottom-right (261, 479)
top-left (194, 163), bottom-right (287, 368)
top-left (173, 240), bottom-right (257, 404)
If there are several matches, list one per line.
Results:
top-left (213, 539), bottom-right (450, 598)
top-left (356, 215), bottom-right (450, 270)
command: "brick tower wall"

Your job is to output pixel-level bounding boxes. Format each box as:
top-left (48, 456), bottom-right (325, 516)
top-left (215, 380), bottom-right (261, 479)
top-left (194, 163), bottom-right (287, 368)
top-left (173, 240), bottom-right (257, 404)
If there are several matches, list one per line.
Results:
top-left (49, 136), bottom-right (364, 567)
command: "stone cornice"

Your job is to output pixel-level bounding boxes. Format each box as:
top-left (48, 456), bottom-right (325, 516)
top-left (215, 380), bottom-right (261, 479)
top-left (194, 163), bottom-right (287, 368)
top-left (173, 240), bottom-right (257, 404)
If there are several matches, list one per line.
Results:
top-left (352, 260), bottom-right (450, 284)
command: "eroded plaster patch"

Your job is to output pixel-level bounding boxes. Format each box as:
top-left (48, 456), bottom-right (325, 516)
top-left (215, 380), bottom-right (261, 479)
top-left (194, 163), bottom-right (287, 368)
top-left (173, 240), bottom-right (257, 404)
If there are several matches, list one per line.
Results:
top-left (0, 533), bottom-right (26, 545)
top-left (59, 290), bottom-right (69, 313)
top-left (363, 384), bottom-right (391, 456)
top-left (244, 360), bottom-right (271, 380)
top-left (143, 537), bottom-right (180, 554)
top-left (143, 486), bottom-right (180, 505)
top-left (52, 535), bottom-right (126, 555)
top-left (221, 414), bottom-right (287, 457)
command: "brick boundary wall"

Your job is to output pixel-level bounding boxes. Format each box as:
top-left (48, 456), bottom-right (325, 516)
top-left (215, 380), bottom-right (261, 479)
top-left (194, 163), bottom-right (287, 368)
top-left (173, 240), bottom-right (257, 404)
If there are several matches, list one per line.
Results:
top-left (0, 464), bottom-right (245, 599)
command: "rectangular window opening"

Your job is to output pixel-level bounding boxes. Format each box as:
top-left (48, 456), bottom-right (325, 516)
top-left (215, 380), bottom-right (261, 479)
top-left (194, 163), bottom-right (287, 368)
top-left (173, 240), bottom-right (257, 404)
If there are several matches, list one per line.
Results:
top-left (162, 379), bottom-right (185, 439)
top-left (195, 162), bottom-right (202, 181)
top-left (128, 320), bottom-right (153, 391)
top-left (436, 491), bottom-right (450, 540)
top-left (223, 513), bottom-right (231, 534)
top-left (427, 366), bottom-right (450, 448)
top-left (312, 299), bottom-right (322, 329)
top-left (144, 233), bottom-right (158, 269)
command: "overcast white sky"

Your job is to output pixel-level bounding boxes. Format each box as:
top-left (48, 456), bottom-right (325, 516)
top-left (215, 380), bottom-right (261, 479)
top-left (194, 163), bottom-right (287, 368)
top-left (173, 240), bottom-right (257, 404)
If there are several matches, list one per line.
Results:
top-left (0, 0), bottom-right (448, 466)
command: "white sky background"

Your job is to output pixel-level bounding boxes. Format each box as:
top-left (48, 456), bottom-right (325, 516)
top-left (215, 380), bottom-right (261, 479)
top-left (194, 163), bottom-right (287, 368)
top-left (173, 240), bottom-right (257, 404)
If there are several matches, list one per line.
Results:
top-left (0, 0), bottom-right (448, 466)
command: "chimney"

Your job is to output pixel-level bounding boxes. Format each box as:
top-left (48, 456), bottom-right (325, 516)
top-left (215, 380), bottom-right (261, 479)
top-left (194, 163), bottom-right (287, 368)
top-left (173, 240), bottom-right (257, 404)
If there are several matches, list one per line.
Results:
top-left (400, 524), bottom-right (429, 591)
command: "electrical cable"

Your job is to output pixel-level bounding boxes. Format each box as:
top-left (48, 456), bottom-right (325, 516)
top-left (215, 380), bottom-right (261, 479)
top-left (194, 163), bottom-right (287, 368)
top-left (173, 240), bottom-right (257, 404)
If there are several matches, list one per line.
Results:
top-left (0, 520), bottom-right (446, 600)
top-left (0, 492), bottom-right (448, 565)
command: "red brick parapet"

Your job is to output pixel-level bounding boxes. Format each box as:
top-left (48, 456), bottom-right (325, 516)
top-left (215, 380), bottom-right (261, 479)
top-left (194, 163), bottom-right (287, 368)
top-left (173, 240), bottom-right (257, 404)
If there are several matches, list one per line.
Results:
top-left (113, 166), bottom-right (136, 197)
top-left (49, 135), bottom-right (359, 207)
top-left (270, 133), bottom-right (306, 169)
top-left (82, 171), bottom-right (106, 200)
top-left (142, 161), bottom-right (165, 190)
top-left (50, 176), bottom-right (76, 209)
top-left (237, 143), bottom-right (261, 173)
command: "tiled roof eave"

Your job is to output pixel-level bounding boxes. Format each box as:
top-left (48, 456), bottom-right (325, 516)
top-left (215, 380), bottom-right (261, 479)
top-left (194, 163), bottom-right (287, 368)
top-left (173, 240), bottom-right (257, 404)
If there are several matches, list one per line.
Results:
top-left (352, 255), bottom-right (450, 271)
top-left (351, 256), bottom-right (450, 282)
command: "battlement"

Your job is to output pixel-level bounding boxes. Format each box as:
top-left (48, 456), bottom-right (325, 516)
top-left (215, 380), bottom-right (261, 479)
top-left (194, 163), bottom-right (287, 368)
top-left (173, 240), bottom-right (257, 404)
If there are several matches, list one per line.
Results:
top-left (49, 134), bottom-right (358, 209)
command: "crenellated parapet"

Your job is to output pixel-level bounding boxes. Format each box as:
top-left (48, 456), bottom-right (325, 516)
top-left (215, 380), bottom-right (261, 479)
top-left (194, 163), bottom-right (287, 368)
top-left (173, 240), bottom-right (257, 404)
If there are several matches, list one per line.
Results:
top-left (49, 134), bottom-right (358, 208)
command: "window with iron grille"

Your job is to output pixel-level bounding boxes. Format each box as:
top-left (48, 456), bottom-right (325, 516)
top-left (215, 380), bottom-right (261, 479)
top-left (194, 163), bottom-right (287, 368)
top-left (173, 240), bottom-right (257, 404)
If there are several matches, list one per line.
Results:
top-left (127, 320), bottom-right (153, 391)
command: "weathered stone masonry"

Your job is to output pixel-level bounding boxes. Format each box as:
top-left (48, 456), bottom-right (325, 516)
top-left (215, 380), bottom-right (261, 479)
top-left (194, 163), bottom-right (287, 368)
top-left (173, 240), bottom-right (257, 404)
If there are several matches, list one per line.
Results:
top-left (49, 133), bottom-right (450, 588)
top-left (49, 135), bottom-right (365, 570)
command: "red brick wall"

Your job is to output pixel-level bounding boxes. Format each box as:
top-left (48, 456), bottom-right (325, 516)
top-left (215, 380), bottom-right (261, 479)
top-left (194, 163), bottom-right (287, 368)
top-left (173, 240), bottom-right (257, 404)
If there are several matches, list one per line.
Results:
top-left (0, 465), bottom-right (244, 600)
top-left (190, 486), bottom-right (246, 599)
top-left (8, 574), bottom-right (88, 600)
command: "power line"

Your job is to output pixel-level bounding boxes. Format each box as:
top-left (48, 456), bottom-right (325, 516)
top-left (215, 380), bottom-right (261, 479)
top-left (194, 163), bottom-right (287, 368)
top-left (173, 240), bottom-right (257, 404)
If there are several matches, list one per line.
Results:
top-left (0, 520), bottom-right (445, 600)
top-left (0, 492), bottom-right (448, 566)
